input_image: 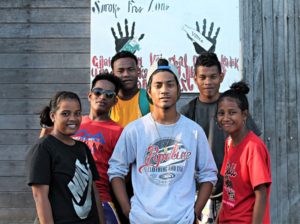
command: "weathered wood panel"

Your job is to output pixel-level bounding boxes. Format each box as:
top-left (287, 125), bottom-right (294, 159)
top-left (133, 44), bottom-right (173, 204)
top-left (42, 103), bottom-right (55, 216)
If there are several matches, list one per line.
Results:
top-left (261, 0), bottom-right (278, 222)
top-left (0, 24), bottom-right (89, 38)
top-left (0, 115), bottom-right (40, 129)
top-left (241, 0), bottom-right (300, 223)
top-left (0, 0), bottom-right (89, 8)
top-left (0, 208), bottom-right (35, 223)
top-left (0, 1), bottom-right (90, 223)
top-left (0, 99), bottom-right (89, 115)
top-left (0, 69), bottom-right (90, 83)
top-left (0, 53), bottom-right (89, 69)
top-left (0, 177), bottom-right (29, 192)
top-left (0, 84), bottom-right (89, 98)
top-left (0, 130), bottom-right (39, 145)
top-left (0, 145), bottom-right (31, 160)
top-left (0, 192), bottom-right (34, 208)
top-left (241, 0), bottom-right (254, 112)
top-left (296, 1), bottom-right (300, 222)
top-left (0, 39), bottom-right (89, 53)
top-left (251, 0), bottom-right (264, 132)
top-left (0, 161), bottom-right (26, 176)
top-left (285, 0), bottom-right (299, 223)
top-left (0, 9), bottom-right (89, 23)
top-left (273, 0), bottom-right (289, 223)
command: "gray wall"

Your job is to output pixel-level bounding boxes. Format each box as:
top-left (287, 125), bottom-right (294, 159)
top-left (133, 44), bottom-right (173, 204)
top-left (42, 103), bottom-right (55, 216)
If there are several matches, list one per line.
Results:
top-left (0, 1), bottom-right (90, 223)
top-left (0, 0), bottom-right (299, 223)
top-left (241, 0), bottom-right (300, 223)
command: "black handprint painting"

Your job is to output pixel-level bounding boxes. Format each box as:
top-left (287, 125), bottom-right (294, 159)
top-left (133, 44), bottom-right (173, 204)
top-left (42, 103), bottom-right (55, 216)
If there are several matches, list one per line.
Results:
top-left (111, 18), bottom-right (145, 54)
top-left (91, 1), bottom-right (240, 93)
top-left (184, 19), bottom-right (220, 54)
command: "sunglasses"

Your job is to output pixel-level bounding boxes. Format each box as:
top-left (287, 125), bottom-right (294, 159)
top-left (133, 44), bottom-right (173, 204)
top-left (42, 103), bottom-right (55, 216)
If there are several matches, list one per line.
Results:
top-left (91, 88), bottom-right (116, 99)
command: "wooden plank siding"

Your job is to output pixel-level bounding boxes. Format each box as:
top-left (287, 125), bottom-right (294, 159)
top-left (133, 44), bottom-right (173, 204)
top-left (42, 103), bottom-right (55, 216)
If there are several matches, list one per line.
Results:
top-left (240, 0), bottom-right (300, 223)
top-left (0, 0), bottom-right (299, 223)
top-left (0, 0), bottom-right (91, 222)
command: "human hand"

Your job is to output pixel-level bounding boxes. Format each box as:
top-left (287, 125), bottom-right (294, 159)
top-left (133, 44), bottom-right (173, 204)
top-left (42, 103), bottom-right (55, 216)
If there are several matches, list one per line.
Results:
top-left (122, 205), bottom-right (131, 219)
top-left (111, 18), bottom-right (145, 53)
top-left (186, 19), bottom-right (220, 54)
top-left (193, 211), bottom-right (201, 224)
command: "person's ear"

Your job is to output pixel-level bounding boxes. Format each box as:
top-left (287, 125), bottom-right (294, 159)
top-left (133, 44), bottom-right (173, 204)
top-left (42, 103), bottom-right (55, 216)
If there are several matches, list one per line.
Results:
top-left (242, 110), bottom-right (248, 122)
top-left (193, 73), bottom-right (197, 82)
top-left (113, 96), bottom-right (118, 106)
top-left (88, 91), bottom-right (92, 102)
top-left (219, 72), bottom-right (225, 83)
top-left (177, 86), bottom-right (181, 101)
top-left (50, 111), bottom-right (55, 123)
top-left (147, 87), bottom-right (151, 98)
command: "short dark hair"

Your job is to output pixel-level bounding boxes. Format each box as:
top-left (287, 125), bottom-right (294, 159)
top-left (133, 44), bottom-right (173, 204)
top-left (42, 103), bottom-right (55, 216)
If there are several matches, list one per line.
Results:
top-left (111, 51), bottom-right (138, 70)
top-left (40, 91), bottom-right (81, 127)
top-left (217, 81), bottom-right (249, 112)
top-left (91, 73), bottom-right (122, 94)
top-left (195, 52), bottom-right (222, 74)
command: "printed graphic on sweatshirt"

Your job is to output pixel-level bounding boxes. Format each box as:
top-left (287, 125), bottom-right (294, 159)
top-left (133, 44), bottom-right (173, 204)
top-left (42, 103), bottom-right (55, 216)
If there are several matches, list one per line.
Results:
top-left (138, 138), bottom-right (191, 186)
top-left (68, 159), bottom-right (93, 219)
top-left (223, 161), bottom-right (237, 207)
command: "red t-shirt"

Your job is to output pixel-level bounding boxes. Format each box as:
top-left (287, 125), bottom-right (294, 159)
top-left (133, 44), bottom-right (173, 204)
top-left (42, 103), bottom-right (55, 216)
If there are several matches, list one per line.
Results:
top-left (219, 131), bottom-right (272, 224)
top-left (73, 116), bottom-right (123, 202)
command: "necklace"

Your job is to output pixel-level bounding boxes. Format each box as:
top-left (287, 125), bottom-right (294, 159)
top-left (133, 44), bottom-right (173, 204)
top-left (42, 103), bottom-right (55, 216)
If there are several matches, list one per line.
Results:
top-left (151, 114), bottom-right (179, 154)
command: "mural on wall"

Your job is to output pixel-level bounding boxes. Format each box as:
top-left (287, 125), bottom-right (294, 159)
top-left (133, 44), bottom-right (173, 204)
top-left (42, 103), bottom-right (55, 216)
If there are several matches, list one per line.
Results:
top-left (91, 0), bottom-right (240, 92)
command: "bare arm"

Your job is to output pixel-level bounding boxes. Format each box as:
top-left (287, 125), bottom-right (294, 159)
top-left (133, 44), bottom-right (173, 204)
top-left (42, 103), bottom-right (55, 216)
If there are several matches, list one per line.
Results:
top-left (93, 182), bottom-right (106, 224)
top-left (31, 185), bottom-right (54, 224)
top-left (252, 184), bottom-right (267, 224)
top-left (194, 182), bottom-right (213, 219)
top-left (111, 177), bottom-right (131, 218)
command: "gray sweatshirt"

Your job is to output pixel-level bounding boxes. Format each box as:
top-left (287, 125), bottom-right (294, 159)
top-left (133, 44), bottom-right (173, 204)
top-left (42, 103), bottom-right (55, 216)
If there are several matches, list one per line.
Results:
top-left (108, 113), bottom-right (217, 224)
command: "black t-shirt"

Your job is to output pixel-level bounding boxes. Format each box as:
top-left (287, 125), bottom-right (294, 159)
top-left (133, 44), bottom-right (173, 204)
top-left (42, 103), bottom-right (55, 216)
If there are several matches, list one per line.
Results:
top-left (180, 97), bottom-right (261, 196)
top-left (26, 135), bottom-right (100, 224)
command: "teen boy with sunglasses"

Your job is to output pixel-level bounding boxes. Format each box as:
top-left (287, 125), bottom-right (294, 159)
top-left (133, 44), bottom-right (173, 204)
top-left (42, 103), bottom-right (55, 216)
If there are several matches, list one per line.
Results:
top-left (73, 73), bottom-right (123, 224)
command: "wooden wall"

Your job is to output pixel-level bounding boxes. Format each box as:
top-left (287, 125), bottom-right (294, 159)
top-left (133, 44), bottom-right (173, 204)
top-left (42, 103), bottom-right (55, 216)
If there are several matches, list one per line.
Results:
top-left (0, 0), bottom-right (299, 223)
top-left (0, 0), bottom-right (90, 223)
top-left (241, 0), bottom-right (300, 223)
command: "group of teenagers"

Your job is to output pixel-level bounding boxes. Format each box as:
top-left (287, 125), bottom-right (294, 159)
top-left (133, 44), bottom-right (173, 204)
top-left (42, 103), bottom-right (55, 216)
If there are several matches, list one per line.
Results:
top-left (26, 51), bottom-right (272, 224)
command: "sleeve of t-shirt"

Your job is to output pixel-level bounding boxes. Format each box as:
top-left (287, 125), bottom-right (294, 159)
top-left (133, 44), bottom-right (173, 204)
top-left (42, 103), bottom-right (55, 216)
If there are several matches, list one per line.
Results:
top-left (108, 126), bottom-right (136, 181)
top-left (83, 143), bottom-right (100, 181)
top-left (248, 143), bottom-right (272, 189)
top-left (26, 141), bottom-right (51, 186)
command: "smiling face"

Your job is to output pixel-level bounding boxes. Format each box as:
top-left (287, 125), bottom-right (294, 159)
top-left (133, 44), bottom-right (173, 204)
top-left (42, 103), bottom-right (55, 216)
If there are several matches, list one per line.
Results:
top-left (147, 71), bottom-right (179, 110)
top-left (194, 65), bottom-right (224, 103)
top-left (112, 57), bottom-right (139, 91)
top-left (50, 99), bottom-right (82, 137)
top-left (216, 97), bottom-right (248, 135)
top-left (89, 79), bottom-right (117, 114)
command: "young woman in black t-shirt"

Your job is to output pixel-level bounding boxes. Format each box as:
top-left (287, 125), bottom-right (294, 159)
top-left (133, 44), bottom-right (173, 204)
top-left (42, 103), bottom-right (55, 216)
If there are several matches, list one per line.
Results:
top-left (26, 91), bottom-right (105, 224)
